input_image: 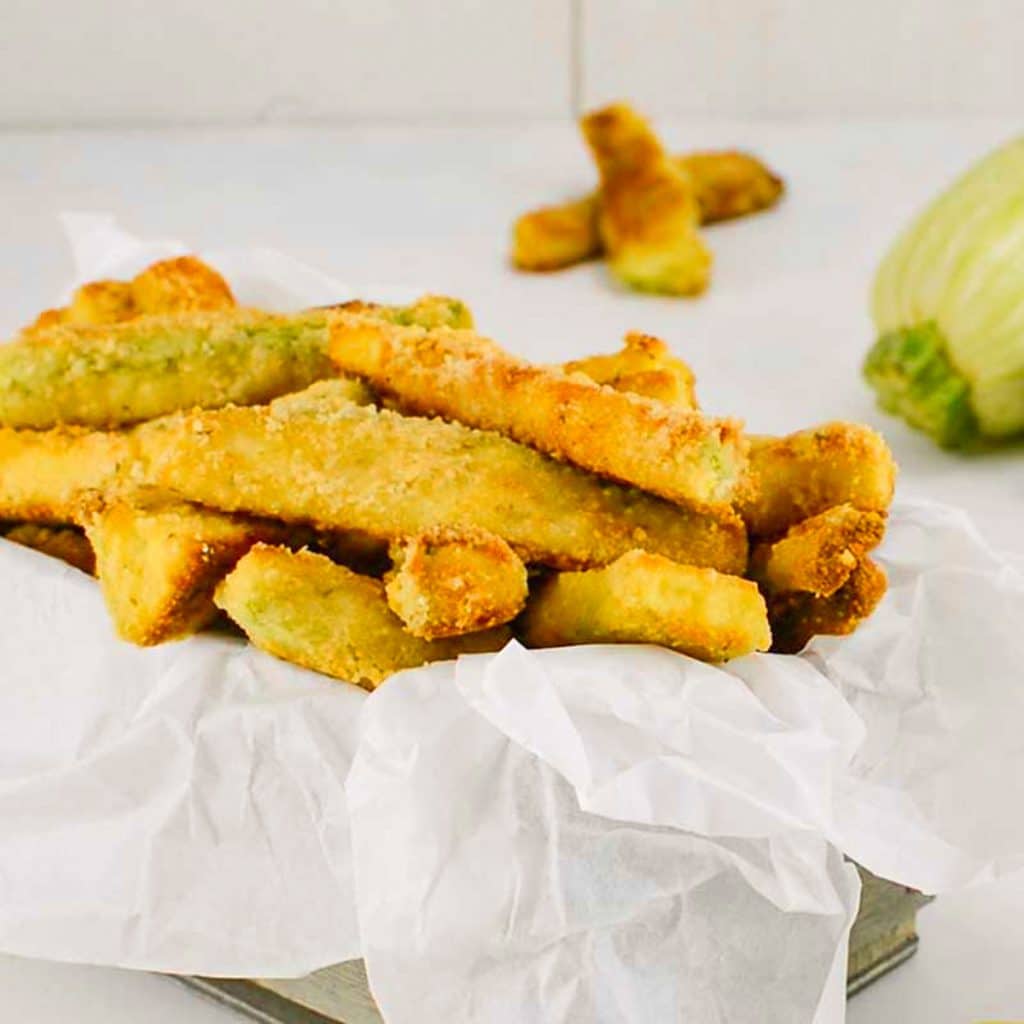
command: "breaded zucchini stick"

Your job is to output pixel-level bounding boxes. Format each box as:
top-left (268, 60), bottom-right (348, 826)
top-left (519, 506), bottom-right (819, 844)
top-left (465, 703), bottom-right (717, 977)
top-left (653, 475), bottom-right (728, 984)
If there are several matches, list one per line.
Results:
top-left (1, 296), bottom-right (470, 429)
top-left (215, 545), bottom-right (511, 688)
top-left (767, 558), bottom-right (888, 654)
top-left (139, 398), bottom-right (747, 572)
top-left (511, 195), bottom-right (603, 272)
top-left (328, 317), bottom-right (745, 508)
top-left (385, 528), bottom-right (528, 639)
top-left (749, 504), bottom-right (886, 597)
top-left (511, 150), bottom-right (784, 273)
top-left (2, 523), bottom-right (95, 574)
top-left (562, 332), bottom-right (697, 410)
top-left (582, 103), bottom-right (711, 296)
top-left (520, 550), bottom-right (770, 662)
top-left (81, 491), bottom-right (288, 646)
top-left (739, 423), bottom-right (897, 538)
top-left (0, 425), bottom-right (136, 522)
top-left (328, 294), bottom-right (474, 331)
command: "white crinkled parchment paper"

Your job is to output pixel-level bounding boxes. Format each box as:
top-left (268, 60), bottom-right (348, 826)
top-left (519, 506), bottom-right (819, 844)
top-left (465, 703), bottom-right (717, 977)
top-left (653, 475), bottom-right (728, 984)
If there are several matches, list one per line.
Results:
top-left (2, 216), bottom-right (1024, 1023)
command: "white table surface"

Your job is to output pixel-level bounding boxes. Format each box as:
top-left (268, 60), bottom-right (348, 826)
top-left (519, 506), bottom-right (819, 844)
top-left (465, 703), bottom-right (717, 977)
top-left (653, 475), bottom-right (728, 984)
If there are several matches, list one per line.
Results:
top-left (1, 118), bottom-right (1022, 1022)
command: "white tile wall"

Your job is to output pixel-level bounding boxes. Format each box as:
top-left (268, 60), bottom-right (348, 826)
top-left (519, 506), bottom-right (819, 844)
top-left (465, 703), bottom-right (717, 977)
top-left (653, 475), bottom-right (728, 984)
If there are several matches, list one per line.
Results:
top-left (2, 0), bottom-right (1022, 125)
top-left (581, 0), bottom-right (1024, 117)
top-left (0, 0), bottom-right (572, 125)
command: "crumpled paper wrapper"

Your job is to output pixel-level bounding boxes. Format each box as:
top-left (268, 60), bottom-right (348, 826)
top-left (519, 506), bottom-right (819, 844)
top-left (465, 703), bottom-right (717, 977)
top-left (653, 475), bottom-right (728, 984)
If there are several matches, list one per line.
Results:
top-left (3, 216), bottom-right (1024, 1023)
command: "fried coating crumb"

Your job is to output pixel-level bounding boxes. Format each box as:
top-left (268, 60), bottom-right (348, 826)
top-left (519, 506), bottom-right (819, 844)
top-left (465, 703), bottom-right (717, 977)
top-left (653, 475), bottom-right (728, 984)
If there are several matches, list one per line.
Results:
top-left (582, 103), bottom-right (711, 296)
top-left (68, 280), bottom-right (137, 326)
top-left (520, 549), bottom-right (770, 662)
top-left (2, 523), bottom-right (95, 575)
top-left (562, 331), bottom-right (698, 410)
top-left (739, 423), bottom-right (897, 538)
top-left (139, 395), bottom-right (747, 573)
top-left (81, 489), bottom-right (288, 646)
top-left (215, 544), bottom-right (511, 688)
top-left (750, 504), bottom-right (887, 597)
top-left (767, 558), bottom-right (888, 654)
top-left (386, 527), bottom-right (528, 639)
top-left (328, 316), bottom-right (745, 508)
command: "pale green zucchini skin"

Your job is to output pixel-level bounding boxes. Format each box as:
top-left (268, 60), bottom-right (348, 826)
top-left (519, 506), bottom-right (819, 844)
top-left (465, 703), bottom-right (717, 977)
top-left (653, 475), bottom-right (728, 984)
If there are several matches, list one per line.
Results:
top-left (0, 310), bottom-right (333, 429)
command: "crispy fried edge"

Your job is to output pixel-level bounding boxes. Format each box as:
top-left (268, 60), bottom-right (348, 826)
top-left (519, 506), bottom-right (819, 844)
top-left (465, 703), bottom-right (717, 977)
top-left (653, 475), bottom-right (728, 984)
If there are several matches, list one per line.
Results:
top-left (328, 315), bottom-right (746, 509)
top-left (385, 527), bottom-right (528, 639)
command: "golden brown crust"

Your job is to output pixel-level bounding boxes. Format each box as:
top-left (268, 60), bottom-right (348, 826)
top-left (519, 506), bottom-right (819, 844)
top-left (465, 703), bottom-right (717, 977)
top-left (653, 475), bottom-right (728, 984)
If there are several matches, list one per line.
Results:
top-left (138, 396), bottom-right (747, 573)
top-left (2, 523), bottom-right (95, 575)
top-left (582, 103), bottom-right (711, 296)
top-left (562, 331), bottom-right (698, 410)
top-left (130, 255), bottom-right (236, 314)
top-left (328, 316), bottom-right (746, 509)
top-left (749, 504), bottom-right (886, 597)
top-left (520, 549), bottom-right (771, 662)
top-left (739, 423), bottom-right (897, 538)
top-left (386, 527), bottom-right (528, 639)
top-left (767, 558), bottom-right (888, 654)
top-left (215, 544), bottom-right (511, 688)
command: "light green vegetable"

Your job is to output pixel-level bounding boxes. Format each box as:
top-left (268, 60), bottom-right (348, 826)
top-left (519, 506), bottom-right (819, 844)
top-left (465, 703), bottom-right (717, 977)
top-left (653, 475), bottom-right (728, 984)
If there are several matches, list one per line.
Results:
top-left (865, 137), bottom-right (1024, 448)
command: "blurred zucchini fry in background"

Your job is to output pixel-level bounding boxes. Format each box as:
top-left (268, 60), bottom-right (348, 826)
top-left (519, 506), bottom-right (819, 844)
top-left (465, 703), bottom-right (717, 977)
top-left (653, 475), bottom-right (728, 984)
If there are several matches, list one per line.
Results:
top-left (215, 545), bottom-right (511, 688)
top-left (582, 102), bottom-right (711, 296)
top-left (329, 316), bottom-right (745, 508)
top-left (521, 550), bottom-right (771, 662)
top-left (512, 149), bottom-right (784, 272)
top-left (563, 331), bottom-right (698, 410)
top-left (385, 528), bottom-right (528, 640)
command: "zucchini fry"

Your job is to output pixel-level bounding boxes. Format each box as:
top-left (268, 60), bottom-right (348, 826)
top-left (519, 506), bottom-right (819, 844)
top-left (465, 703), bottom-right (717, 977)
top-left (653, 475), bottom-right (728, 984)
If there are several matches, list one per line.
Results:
top-left (767, 558), bottom-right (888, 654)
top-left (1, 296), bottom-right (471, 429)
top-left (386, 528), bottom-right (528, 639)
top-left (582, 103), bottom-right (711, 296)
top-left (510, 151), bottom-right (783, 273)
top-left (563, 331), bottom-right (697, 410)
top-left (81, 491), bottom-right (287, 646)
top-left (2, 523), bottom-right (95, 574)
top-left (328, 317), bottom-right (745, 508)
top-left (739, 423), bottom-right (896, 538)
top-left (520, 549), bottom-right (770, 663)
top-left (0, 425), bottom-right (136, 522)
top-left (215, 545), bottom-right (511, 688)
top-left (139, 397), bottom-right (747, 573)
top-left (749, 504), bottom-right (886, 598)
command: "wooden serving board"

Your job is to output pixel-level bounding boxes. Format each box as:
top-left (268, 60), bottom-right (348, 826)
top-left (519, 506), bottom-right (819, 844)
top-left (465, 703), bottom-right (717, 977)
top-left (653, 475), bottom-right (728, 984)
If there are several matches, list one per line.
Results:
top-left (181, 868), bottom-right (930, 1023)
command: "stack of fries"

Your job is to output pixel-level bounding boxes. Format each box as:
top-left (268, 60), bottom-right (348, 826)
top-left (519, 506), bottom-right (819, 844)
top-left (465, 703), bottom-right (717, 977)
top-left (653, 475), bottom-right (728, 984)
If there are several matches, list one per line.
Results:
top-left (511, 102), bottom-right (784, 296)
top-left (0, 256), bottom-right (896, 687)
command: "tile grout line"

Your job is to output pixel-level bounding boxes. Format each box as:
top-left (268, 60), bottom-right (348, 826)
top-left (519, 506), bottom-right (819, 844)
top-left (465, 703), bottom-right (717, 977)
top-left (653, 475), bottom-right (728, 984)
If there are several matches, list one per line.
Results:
top-left (569, 0), bottom-right (584, 115)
